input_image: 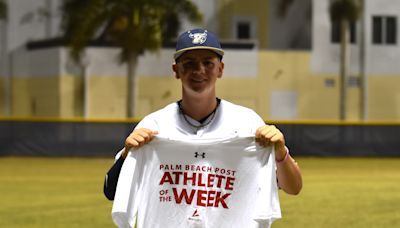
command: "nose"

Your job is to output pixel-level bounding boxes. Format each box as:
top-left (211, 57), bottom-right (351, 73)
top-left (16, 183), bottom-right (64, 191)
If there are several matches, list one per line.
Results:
top-left (192, 62), bottom-right (206, 74)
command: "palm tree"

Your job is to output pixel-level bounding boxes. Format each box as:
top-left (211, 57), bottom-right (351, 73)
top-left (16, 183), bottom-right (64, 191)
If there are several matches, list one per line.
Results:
top-left (329, 0), bottom-right (360, 120)
top-left (278, 0), bottom-right (361, 120)
top-left (0, 0), bottom-right (7, 115)
top-left (0, 0), bottom-right (6, 20)
top-left (61, 0), bottom-right (202, 117)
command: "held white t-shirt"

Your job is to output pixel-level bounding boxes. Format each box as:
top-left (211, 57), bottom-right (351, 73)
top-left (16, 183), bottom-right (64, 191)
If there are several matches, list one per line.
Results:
top-left (112, 136), bottom-right (281, 228)
top-left (114, 99), bottom-right (267, 160)
top-left (134, 100), bottom-right (266, 138)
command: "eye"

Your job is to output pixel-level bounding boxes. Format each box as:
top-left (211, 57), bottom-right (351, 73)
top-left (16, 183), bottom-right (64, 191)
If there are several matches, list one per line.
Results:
top-left (182, 61), bottom-right (195, 69)
top-left (204, 61), bottom-right (214, 67)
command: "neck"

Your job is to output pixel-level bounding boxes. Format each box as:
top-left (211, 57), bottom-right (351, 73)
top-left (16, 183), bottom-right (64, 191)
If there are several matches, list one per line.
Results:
top-left (180, 93), bottom-right (218, 121)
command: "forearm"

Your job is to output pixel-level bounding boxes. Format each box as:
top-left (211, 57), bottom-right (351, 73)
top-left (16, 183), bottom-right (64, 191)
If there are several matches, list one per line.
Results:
top-left (276, 154), bottom-right (302, 195)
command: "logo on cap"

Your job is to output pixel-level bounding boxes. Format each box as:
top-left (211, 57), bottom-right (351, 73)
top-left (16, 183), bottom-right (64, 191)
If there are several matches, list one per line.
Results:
top-left (188, 30), bottom-right (208, 44)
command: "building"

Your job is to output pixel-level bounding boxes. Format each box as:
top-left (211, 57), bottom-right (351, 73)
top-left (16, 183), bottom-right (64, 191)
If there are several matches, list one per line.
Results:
top-left (1, 0), bottom-right (399, 120)
top-left (312, 0), bottom-right (400, 120)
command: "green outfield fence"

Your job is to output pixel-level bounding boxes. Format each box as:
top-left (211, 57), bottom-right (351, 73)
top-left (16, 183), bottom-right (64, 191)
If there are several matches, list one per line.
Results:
top-left (1, 117), bottom-right (400, 157)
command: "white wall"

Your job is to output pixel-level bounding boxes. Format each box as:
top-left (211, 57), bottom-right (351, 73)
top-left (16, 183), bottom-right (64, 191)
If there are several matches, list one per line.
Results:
top-left (7, 0), bottom-right (62, 52)
top-left (180, 0), bottom-right (218, 33)
top-left (11, 47), bottom-right (61, 77)
top-left (268, 0), bottom-right (312, 50)
top-left (311, 0), bottom-right (361, 75)
top-left (2, 0), bottom-right (62, 79)
top-left (5, 0), bottom-right (266, 80)
top-left (11, 46), bottom-right (258, 79)
top-left (312, 0), bottom-right (400, 75)
top-left (82, 47), bottom-right (258, 78)
top-left (366, 0), bottom-right (400, 75)
top-left (60, 48), bottom-right (176, 78)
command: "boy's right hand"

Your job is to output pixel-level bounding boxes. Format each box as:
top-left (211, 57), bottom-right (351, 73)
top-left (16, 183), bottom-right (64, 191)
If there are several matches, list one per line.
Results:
top-left (123, 128), bottom-right (158, 158)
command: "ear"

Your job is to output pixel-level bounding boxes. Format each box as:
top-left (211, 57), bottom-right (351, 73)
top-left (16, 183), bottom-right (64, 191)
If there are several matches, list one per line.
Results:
top-left (172, 63), bottom-right (180, 79)
top-left (217, 61), bottom-right (224, 78)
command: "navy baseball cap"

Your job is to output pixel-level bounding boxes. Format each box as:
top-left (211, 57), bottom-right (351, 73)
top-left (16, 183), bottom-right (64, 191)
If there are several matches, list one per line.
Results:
top-left (174, 28), bottom-right (224, 61)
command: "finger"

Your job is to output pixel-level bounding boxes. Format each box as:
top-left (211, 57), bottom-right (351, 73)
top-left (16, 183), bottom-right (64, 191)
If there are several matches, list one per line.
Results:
top-left (256, 138), bottom-right (265, 147)
top-left (264, 125), bottom-right (280, 137)
top-left (260, 126), bottom-right (276, 137)
top-left (258, 138), bottom-right (272, 147)
top-left (264, 130), bottom-right (278, 141)
top-left (259, 130), bottom-right (273, 144)
top-left (137, 129), bottom-right (159, 142)
top-left (141, 128), bottom-right (159, 135)
top-left (135, 131), bottom-right (151, 143)
top-left (255, 127), bottom-right (263, 138)
top-left (124, 138), bottom-right (139, 153)
top-left (270, 133), bottom-right (285, 145)
top-left (137, 129), bottom-right (157, 143)
top-left (131, 134), bottom-right (146, 146)
top-left (256, 125), bottom-right (269, 138)
top-left (140, 128), bottom-right (154, 136)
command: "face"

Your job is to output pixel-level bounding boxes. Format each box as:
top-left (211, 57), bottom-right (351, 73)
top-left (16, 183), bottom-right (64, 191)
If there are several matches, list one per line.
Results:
top-left (173, 49), bottom-right (224, 96)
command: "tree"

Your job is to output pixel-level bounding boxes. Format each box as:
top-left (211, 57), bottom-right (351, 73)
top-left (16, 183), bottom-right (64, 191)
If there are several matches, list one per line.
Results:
top-left (329, 0), bottom-right (361, 120)
top-left (278, 0), bottom-right (361, 120)
top-left (61, 0), bottom-right (202, 117)
top-left (0, 0), bottom-right (7, 115)
top-left (0, 0), bottom-right (6, 20)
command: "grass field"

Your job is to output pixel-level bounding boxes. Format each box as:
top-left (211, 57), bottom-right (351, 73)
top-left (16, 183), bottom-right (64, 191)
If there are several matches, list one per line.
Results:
top-left (0, 157), bottom-right (399, 228)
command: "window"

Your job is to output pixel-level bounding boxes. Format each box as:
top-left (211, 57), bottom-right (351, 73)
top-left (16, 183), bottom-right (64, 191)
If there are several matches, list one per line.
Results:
top-left (372, 16), bottom-right (397, 45)
top-left (347, 76), bottom-right (360, 88)
top-left (386, 17), bottom-right (397, 44)
top-left (324, 78), bottom-right (335, 88)
top-left (237, 22), bottom-right (251, 39)
top-left (331, 20), bottom-right (357, 44)
top-left (233, 16), bottom-right (256, 40)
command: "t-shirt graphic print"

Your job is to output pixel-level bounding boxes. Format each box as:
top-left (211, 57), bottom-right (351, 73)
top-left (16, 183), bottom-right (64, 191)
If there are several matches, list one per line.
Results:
top-left (112, 135), bottom-right (281, 228)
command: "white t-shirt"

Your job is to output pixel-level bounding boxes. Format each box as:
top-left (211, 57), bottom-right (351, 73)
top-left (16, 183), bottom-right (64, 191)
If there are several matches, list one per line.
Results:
top-left (112, 136), bottom-right (281, 228)
top-left (135, 100), bottom-right (265, 138)
top-left (114, 100), bottom-right (267, 160)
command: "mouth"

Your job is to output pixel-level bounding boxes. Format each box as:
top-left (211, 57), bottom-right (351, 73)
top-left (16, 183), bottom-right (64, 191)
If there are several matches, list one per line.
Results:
top-left (190, 78), bottom-right (206, 83)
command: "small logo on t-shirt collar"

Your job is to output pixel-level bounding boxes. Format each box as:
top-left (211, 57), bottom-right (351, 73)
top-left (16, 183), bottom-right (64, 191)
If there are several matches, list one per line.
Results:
top-left (194, 152), bottom-right (206, 158)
